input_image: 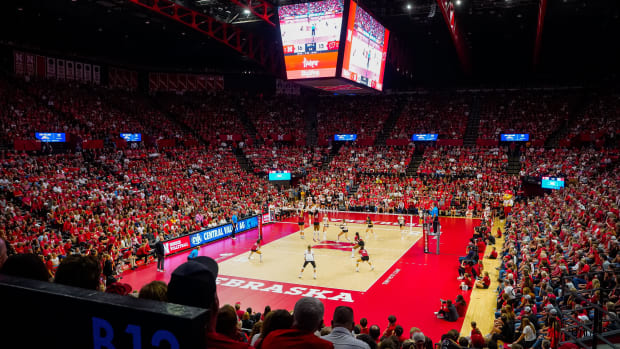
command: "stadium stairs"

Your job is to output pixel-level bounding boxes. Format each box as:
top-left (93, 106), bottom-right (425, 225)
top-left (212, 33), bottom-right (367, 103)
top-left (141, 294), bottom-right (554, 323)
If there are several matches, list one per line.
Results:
top-left (374, 96), bottom-right (406, 146)
top-left (237, 107), bottom-right (261, 146)
top-left (304, 94), bottom-right (319, 147)
top-left (462, 96), bottom-right (481, 147)
top-left (405, 147), bottom-right (425, 176)
top-left (544, 90), bottom-right (589, 148)
top-left (147, 97), bottom-right (208, 147)
top-left (506, 152), bottom-right (521, 175)
top-left (321, 141), bottom-right (345, 170)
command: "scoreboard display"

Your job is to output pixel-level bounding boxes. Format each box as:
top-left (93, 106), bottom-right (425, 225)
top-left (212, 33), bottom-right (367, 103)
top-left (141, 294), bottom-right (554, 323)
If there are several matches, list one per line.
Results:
top-left (341, 0), bottom-right (390, 91)
top-left (278, 0), bottom-right (344, 79)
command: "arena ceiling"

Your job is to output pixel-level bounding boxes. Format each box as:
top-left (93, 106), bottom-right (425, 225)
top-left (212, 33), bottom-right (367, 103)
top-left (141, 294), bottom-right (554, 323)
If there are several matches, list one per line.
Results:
top-left (0, 0), bottom-right (619, 86)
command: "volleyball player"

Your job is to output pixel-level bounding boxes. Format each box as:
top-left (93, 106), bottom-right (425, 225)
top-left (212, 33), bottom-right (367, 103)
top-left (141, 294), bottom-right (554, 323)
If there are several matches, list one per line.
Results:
top-left (248, 238), bottom-right (262, 263)
top-left (299, 245), bottom-right (317, 279)
top-left (297, 210), bottom-right (305, 239)
top-left (398, 214), bottom-right (405, 239)
top-left (337, 221), bottom-right (351, 242)
top-left (322, 214), bottom-right (330, 241)
top-left (355, 241), bottom-right (374, 272)
top-left (351, 232), bottom-right (364, 258)
top-left (312, 210), bottom-right (321, 242)
top-left (365, 215), bottom-right (375, 239)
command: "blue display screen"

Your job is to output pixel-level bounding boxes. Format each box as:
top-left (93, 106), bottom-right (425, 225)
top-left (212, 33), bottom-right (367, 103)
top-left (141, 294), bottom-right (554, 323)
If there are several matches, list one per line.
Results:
top-left (541, 176), bottom-right (565, 190)
top-left (412, 134), bottom-right (438, 141)
top-left (120, 133), bottom-right (142, 142)
top-left (269, 172), bottom-right (292, 181)
top-left (501, 134), bottom-right (529, 142)
top-left (189, 216), bottom-right (259, 247)
top-left (35, 133), bottom-right (66, 142)
top-left (334, 134), bottom-right (357, 141)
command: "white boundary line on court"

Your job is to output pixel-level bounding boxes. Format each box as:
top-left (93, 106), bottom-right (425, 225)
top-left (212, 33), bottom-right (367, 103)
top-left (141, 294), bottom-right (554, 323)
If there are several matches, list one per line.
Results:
top-left (362, 231), bottom-right (423, 292)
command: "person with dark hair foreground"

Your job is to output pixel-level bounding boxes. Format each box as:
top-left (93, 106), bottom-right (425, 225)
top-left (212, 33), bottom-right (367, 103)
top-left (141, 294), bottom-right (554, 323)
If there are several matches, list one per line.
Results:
top-left (369, 325), bottom-right (381, 343)
top-left (166, 256), bottom-right (251, 349)
top-left (0, 253), bottom-right (50, 281)
top-left (261, 297), bottom-right (334, 349)
top-left (323, 306), bottom-right (370, 349)
top-left (54, 255), bottom-right (102, 290)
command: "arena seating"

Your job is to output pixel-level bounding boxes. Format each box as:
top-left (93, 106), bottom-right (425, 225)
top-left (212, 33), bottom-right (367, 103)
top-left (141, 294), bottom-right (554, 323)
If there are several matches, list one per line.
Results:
top-left (160, 92), bottom-right (249, 145)
top-left (329, 145), bottom-right (414, 175)
top-left (2, 77), bottom-right (619, 349)
top-left (417, 146), bottom-right (509, 176)
top-left (565, 93), bottom-right (620, 148)
top-left (477, 92), bottom-right (571, 145)
top-left (316, 96), bottom-right (393, 146)
top-left (244, 96), bottom-right (306, 145)
top-left (244, 144), bottom-right (328, 176)
top-left (390, 95), bottom-right (469, 143)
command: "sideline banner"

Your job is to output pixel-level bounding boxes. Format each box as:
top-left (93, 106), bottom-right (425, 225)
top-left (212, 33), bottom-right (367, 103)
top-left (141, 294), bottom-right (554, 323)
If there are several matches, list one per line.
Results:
top-left (163, 216), bottom-right (259, 256)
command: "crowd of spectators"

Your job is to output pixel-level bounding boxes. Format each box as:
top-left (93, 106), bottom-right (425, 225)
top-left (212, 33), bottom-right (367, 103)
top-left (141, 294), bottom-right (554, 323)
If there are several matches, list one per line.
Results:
top-left (567, 93), bottom-right (620, 147)
top-left (243, 96), bottom-right (306, 144)
top-left (390, 95), bottom-right (470, 141)
top-left (161, 92), bottom-right (249, 145)
top-left (477, 92), bottom-right (571, 142)
top-left (244, 145), bottom-right (328, 176)
top-left (417, 146), bottom-right (509, 177)
top-left (519, 147), bottom-right (618, 179)
top-left (316, 96), bottom-right (392, 145)
top-left (490, 167), bottom-right (620, 348)
top-left (329, 145), bottom-right (414, 175)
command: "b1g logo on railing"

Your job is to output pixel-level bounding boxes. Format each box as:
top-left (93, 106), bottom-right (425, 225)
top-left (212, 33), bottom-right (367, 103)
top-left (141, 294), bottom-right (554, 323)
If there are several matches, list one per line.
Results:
top-left (93, 317), bottom-right (179, 349)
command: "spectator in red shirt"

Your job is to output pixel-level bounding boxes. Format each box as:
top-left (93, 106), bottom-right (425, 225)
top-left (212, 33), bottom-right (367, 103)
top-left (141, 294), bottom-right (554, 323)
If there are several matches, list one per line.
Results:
top-left (136, 241), bottom-right (150, 264)
top-left (235, 302), bottom-right (245, 320)
top-left (489, 247), bottom-right (498, 259)
top-left (261, 297), bottom-right (334, 349)
top-left (382, 315), bottom-right (398, 337)
top-left (359, 317), bottom-right (369, 334)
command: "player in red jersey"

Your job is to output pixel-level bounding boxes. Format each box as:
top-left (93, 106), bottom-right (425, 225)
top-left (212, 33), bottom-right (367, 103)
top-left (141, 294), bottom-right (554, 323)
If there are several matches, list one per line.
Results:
top-left (248, 238), bottom-right (262, 263)
top-left (351, 232), bottom-right (364, 258)
top-left (312, 210), bottom-right (321, 242)
top-left (297, 210), bottom-right (305, 239)
top-left (355, 241), bottom-right (374, 272)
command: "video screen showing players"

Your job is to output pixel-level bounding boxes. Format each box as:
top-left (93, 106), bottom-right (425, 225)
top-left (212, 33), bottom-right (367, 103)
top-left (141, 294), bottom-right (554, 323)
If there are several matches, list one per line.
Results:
top-left (341, 0), bottom-right (389, 91)
top-left (278, 0), bottom-right (344, 79)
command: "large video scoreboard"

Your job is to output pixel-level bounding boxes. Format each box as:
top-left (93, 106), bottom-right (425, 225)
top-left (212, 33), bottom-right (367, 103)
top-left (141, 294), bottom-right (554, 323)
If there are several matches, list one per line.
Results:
top-left (279, 0), bottom-right (344, 79)
top-left (278, 0), bottom-right (389, 92)
top-left (341, 0), bottom-right (389, 91)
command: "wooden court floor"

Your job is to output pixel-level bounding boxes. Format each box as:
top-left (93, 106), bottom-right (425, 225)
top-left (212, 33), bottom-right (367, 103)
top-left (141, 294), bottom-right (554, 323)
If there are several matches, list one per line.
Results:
top-left (460, 218), bottom-right (505, 337)
top-left (218, 223), bottom-right (423, 292)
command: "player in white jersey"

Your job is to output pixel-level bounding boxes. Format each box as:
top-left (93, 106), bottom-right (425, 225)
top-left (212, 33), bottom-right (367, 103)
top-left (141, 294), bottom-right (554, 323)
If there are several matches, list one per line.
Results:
top-left (398, 214), bottom-right (405, 239)
top-left (337, 221), bottom-right (351, 242)
top-left (322, 214), bottom-right (330, 241)
top-left (299, 245), bottom-right (317, 279)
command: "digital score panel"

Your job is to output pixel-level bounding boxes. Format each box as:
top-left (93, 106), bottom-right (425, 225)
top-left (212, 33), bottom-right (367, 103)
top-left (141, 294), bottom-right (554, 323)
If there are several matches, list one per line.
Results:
top-left (279, 0), bottom-right (344, 79)
top-left (412, 134), bottom-right (438, 141)
top-left (35, 133), bottom-right (66, 142)
top-left (541, 176), bottom-right (565, 190)
top-left (334, 134), bottom-right (357, 141)
top-left (341, 0), bottom-right (390, 91)
top-left (501, 134), bottom-right (529, 142)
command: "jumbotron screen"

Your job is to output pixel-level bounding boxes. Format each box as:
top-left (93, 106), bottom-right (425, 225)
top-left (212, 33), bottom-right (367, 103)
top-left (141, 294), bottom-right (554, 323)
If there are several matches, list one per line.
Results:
top-left (341, 0), bottom-right (389, 91)
top-left (278, 0), bottom-right (344, 79)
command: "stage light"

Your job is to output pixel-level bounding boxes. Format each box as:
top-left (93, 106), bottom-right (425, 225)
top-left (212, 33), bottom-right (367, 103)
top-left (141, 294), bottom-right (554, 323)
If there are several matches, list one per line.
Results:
top-left (243, 9), bottom-right (251, 15)
top-left (456, 0), bottom-right (462, 5)
top-left (406, 3), bottom-right (412, 10)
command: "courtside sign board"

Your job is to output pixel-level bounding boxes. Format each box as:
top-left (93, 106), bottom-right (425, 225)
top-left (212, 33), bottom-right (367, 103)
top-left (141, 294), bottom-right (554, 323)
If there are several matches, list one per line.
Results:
top-left (163, 216), bottom-right (259, 256)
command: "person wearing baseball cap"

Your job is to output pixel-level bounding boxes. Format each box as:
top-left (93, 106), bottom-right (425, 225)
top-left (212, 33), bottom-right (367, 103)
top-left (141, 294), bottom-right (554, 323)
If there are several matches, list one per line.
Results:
top-left (167, 256), bottom-right (251, 349)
